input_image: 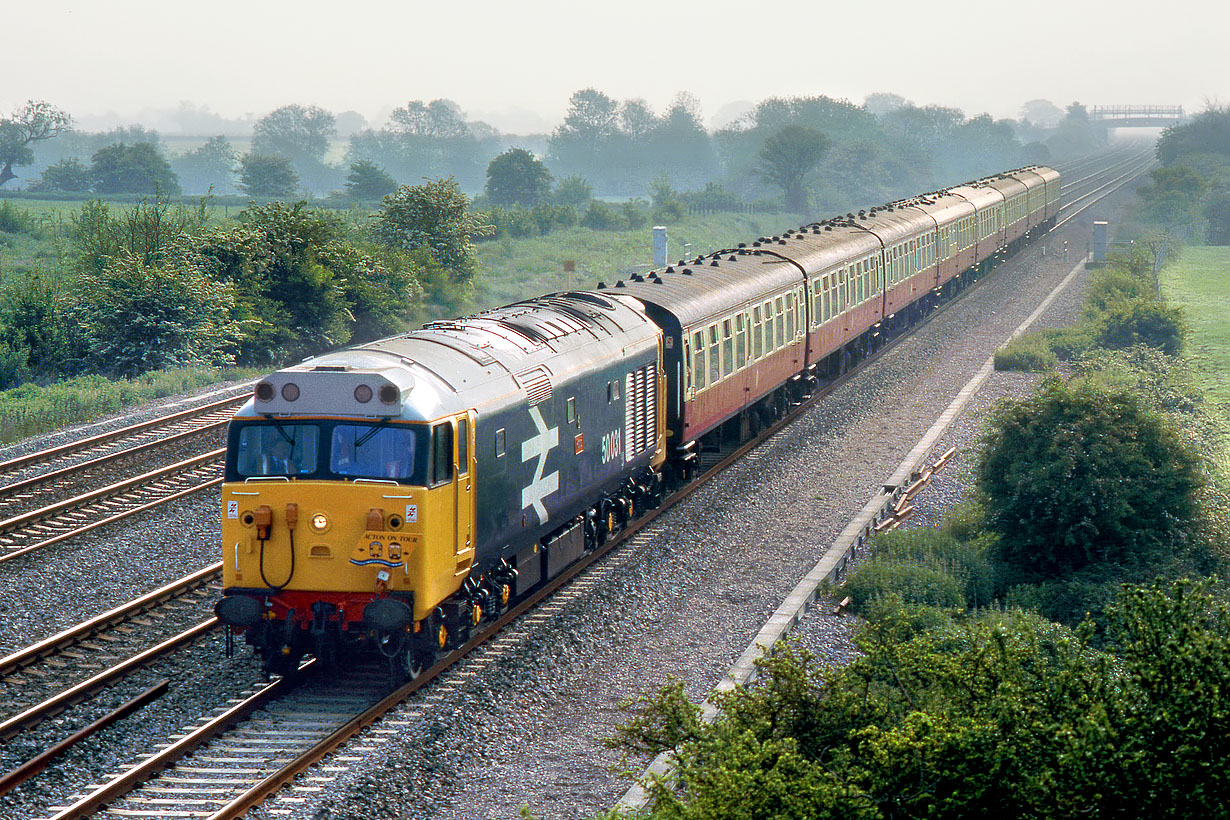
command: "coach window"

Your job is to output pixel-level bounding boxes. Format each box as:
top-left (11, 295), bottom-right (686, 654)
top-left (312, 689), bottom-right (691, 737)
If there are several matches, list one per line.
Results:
top-left (752, 307), bottom-right (764, 358)
top-left (722, 319), bottom-right (734, 377)
top-left (820, 278), bottom-right (830, 323)
top-left (772, 297), bottom-right (783, 347)
top-left (708, 325), bottom-right (720, 384)
top-left (735, 314), bottom-right (747, 367)
top-left (692, 332), bottom-right (706, 391)
top-left (431, 422), bottom-right (453, 485)
top-left (784, 295), bottom-right (793, 341)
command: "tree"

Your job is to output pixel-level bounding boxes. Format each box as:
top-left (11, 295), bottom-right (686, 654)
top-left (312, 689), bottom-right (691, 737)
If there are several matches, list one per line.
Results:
top-left (0, 100), bottom-right (71, 187)
top-left (484, 148), bottom-right (553, 206)
top-left (238, 153), bottom-right (299, 197)
top-left (553, 175), bottom-right (592, 207)
top-left (387, 99), bottom-right (470, 139)
top-left (251, 104), bottom-right (335, 162)
top-left (1157, 105), bottom-right (1230, 166)
top-left (548, 88), bottom-right (621, 184)
top-left (1019, 99), bottom-right (1064, 128)
top-left (372, 178), bottom-right (492, 282)
top-left (757, 125), bottom-right (829, 212)
top-left (90, 143), bottom-right (181, 195)
top-left (28, 157), bottom-right (91, 192)
top-left (171, 135), bottom-right (238, 195)
top-left (344, 159), bottom-right (397, 201)
top-left (977, 378), bottom-right (1203, 578)
top-left (863, 92), bottom-right (909, 117)
top-left (346, 98), bottom-right (492, 192)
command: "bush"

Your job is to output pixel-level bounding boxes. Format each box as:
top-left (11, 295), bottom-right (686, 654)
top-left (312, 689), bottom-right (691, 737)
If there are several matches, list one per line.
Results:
top-left (553, 175), bottom-right (592, 208)
top-left (979, 378), bottom-right (1203, 579)
top-left (0, 201), bottom-right (35, 235)
top-left (1084, 267), bottom-right (1155, 316)
top-left (621, 200), bottom-right (648, 230)
top-left (1092, 296), bottom-right (1186, 355)
top-left (580, 200), bottom-right (622, 231)
top-left (485, 205), bottom-right (539, 239)
top-left (1039, 324), bottom-right (1096, 359)
top-left (72, 248), bottom-right (239, 377)
top-left (651, 200), bottom-right (686, 224)
top-left (845, 558), bottom-right (967, 612)
top-left (531, 203), bottom-right (577, 234)
top-left (844, 528), bottom-right (993, 614)
top-left (994, 335), bottom-right (1056, 372)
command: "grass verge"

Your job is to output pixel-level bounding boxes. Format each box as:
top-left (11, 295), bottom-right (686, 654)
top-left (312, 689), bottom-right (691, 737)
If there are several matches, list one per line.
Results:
top-left (1162, 246), bottom-right (1230, 409)
top-left (472, 211), bottom-right (801, 309)
top-left (0, 367), bottom-right (262, 447)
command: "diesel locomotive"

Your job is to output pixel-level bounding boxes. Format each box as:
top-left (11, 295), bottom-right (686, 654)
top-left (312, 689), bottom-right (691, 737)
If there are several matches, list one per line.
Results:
top-left (215, 165), bottom-right (1060, 681)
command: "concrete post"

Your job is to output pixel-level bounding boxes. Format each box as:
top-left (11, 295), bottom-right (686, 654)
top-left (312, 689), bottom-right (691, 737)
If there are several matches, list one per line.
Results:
top-left (1092, 221), bottom-right (1109, 263)
top-left (652, 226), bottom-right (668, 267)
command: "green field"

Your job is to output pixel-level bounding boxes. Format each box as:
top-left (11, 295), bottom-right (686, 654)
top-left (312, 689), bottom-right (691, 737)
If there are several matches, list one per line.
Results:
top-left (1163, 246), bottom-right (1230, 408)
top-left (473, 211), bottom-right (799, 309)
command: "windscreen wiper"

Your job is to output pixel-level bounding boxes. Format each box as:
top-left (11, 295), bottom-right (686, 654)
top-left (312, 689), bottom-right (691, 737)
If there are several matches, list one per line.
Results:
top-left (355, 418), bottom-right (389, 449)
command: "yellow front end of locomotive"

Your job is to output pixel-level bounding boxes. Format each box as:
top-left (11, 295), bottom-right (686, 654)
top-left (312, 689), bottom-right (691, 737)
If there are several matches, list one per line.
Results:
top-left (221, 476), bottom-right (470, 622)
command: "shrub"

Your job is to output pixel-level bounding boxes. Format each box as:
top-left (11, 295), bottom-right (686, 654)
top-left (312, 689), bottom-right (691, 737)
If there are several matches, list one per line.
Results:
top-left (1092, 297), bottom-right (1186, 355)
top-left (1084, 267), bottom-right (1155, 316)
top-left (651, 200), bottom-right (686, 224)
top-left (845, 557), bottom-right (967, 612)
top-left (1039, 324), bottom-right (1095, 359)
top-left (979, 378), bottom-right (1203, 579)
top-left (553, 175), bottom-right (592, 208)
top-left (580, 200), bottom-right (622, 231)
top-left (994, 335), bottom-right (1056, 372)
top-left (531, 203), bottom-right (577, 234)
top-left (72, 248), bottom-right (239, 377)
top-left (0, 201), bottom-right (35, 235)
top-left (621, 200), bottom-right (648, 230)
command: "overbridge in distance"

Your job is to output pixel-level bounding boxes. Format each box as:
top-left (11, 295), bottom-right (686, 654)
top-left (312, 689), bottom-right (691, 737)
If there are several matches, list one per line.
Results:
top-left (1090, 105), bottom-right (1186, 127)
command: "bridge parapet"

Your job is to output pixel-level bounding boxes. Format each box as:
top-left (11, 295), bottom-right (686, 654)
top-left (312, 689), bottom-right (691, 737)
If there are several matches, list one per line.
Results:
top-left (1090, 105), bottom-right (1186, 127)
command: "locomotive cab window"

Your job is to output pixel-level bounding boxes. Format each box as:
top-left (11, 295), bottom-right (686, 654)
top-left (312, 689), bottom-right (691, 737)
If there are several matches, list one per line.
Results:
top-left (431, 423), bottom-right (453, 485)
top-left (235, 423), bottom-right (319, 478)
top-left (331, 423), bottom-right (427, 483)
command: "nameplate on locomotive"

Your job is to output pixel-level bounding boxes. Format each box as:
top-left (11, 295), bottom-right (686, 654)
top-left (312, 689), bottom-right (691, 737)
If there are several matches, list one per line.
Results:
top-left (350, 531), bottom-right (417, 567)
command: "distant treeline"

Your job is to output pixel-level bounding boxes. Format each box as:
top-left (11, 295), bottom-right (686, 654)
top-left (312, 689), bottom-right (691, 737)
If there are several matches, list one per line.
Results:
top-left (7, 93), bottom-right (1109, 216)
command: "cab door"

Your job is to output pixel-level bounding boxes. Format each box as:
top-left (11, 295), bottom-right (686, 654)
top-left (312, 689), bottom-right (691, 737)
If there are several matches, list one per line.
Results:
top-left (454, 412), bottom-right (475, 566)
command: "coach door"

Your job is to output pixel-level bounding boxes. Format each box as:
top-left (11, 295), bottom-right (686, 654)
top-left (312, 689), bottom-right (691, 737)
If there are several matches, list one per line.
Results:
top-left (454, 412), bottom-right (475, 570)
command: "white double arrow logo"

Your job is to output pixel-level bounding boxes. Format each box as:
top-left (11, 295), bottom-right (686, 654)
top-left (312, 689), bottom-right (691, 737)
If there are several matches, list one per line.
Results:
top-left (521, 406), bottom-right (559, 524)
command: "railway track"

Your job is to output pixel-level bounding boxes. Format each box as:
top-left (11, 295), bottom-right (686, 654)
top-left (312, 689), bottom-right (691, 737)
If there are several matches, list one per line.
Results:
top-left (0, 566), bottom-right (221, 747)
top-left (4, 149), bottom-right (1152, 820)
top-left (0, 450), bottom-right (224, 564)
top-left (0, 391), bottom-right (244, 483)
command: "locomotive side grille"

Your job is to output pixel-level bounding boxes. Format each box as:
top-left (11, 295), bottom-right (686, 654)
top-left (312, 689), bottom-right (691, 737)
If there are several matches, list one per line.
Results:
top-left (625, 372), bottom-right (635, 461)
top-left (624, 363), bottom-right (656, 462)
top-left (515, 367), bottom-right (553, 406)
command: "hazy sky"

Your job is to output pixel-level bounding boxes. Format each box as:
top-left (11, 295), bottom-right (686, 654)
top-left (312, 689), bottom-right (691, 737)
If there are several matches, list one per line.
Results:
top-left (7, 0), bottom-right (1226, 133)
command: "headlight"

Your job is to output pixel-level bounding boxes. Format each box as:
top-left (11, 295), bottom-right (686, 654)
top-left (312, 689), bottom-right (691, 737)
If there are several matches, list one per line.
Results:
top-left (311, 513), bottom-right (329, 532)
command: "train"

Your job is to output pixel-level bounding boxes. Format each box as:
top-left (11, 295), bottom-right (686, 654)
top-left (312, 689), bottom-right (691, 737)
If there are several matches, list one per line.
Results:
top-left (215, 165), bottom-right (1061, 681)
